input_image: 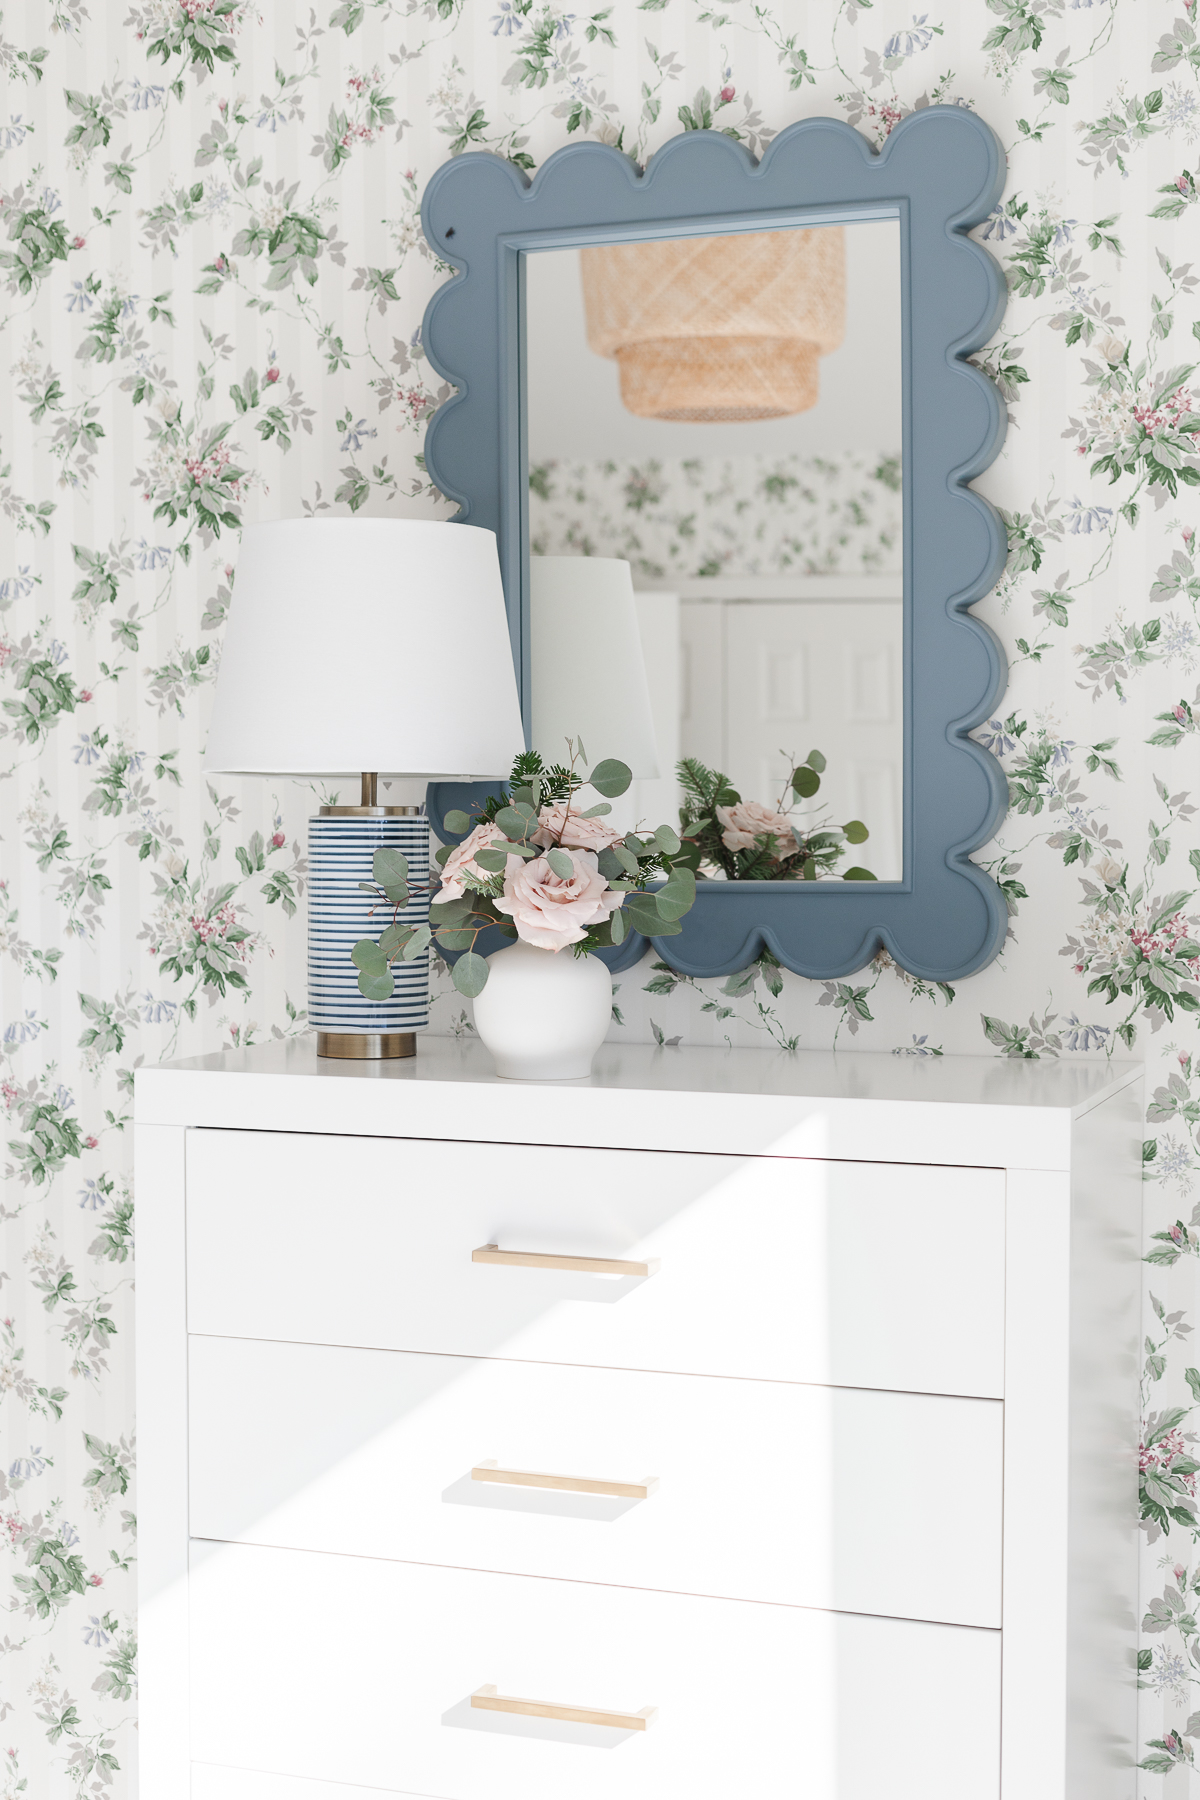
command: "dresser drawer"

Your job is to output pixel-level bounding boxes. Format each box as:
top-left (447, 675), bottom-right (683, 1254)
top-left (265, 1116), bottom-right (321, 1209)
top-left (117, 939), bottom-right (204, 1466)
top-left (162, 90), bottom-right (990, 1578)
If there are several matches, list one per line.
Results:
top-left (185, 1128), bottom-right (1005, 1395)
top-left (190, 1541), bottom-right (1002, 1800)
top-left (189, 1333), bottom-right (1003, 1627)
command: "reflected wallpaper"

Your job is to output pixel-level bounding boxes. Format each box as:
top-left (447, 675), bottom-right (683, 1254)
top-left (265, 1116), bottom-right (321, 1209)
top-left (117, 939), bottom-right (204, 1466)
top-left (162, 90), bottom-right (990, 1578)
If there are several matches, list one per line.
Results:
top-left (0, 0), bottom-right (1199, 1790)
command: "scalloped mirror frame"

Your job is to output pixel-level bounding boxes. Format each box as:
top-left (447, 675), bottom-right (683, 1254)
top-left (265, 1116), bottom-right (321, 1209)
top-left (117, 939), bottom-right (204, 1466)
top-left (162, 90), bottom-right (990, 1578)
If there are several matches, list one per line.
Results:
top-left (420, 108), bottom-right (1010, 983)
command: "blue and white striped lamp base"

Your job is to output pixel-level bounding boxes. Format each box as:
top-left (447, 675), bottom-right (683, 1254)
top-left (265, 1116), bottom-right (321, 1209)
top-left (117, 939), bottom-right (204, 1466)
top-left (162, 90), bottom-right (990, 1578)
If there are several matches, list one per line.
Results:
top-left (307, 808), bottom-right (430, 1059)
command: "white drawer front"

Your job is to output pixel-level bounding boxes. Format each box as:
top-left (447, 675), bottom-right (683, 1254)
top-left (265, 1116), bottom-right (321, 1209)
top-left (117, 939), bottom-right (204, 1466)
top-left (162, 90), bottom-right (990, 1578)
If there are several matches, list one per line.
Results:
top-left (186, 1129), bottom-right (1005, 1395)
top-left (190, 1542), bottom-right (1001, 1800)
top-left (190, 1334), bottom-right (1003, 1627)
top-left (193, 1774), bottom-right (407, 1800)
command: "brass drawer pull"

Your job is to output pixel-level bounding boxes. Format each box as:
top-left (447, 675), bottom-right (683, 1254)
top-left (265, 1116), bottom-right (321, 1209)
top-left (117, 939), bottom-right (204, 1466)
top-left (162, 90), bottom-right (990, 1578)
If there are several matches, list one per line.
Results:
top-left (472, 1242), bottom-right (660, 1277)
top-left (471, 1685), bottom-right (657, 1731)
top-left (471, 1460), bottom-right (658, 1500)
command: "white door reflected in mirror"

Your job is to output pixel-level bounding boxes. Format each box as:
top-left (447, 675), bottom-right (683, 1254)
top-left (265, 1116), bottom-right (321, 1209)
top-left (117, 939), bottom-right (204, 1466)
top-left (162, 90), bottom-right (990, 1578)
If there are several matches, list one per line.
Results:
top-left (526, 218), bottom-right (904, 884)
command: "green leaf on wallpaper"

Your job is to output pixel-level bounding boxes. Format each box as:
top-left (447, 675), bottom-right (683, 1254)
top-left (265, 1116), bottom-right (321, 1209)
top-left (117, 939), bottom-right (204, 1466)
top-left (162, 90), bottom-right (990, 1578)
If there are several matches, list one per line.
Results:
top-left (1185, 1368), bottom-right (1200, 1402)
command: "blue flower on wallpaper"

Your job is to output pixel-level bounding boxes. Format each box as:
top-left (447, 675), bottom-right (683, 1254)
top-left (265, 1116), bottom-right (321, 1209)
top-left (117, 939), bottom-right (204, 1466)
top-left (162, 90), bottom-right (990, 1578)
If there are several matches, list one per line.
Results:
top-left (884, 16), bottom-right (939, 58)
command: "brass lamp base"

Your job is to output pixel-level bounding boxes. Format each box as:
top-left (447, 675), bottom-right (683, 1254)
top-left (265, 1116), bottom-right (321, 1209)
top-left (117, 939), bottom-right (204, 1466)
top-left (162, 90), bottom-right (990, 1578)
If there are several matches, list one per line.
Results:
top-left (317, 1031), bottom-right (416, 1060)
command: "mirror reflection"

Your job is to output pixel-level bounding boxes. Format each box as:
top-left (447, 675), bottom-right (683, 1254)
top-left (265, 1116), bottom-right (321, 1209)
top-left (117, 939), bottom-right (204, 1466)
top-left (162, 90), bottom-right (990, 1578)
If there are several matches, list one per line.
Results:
top-left (525, 218), bottom-right (904, 882)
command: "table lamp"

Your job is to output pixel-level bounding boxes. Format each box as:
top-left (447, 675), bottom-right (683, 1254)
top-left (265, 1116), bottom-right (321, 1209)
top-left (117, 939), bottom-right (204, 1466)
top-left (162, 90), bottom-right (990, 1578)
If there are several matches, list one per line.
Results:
top-left (205, 518), bottom-right (525, 1060)
top-left (530, 556), bottom-right (659, 778)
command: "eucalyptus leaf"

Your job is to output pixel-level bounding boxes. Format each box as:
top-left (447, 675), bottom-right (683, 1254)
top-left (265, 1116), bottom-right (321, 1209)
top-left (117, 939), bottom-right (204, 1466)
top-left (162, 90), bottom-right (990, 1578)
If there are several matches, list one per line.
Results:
top-left (380, 883), bottom-right (409, 907)
top-left (792, 766), bottom-right (820, 799)
top-left (473, 846), bottom-right (512, 873)
top-left (358, 881), bottom-right (378, 894)
top-left (357, 968), bottom-right (395, 1002)
top-left (844, 820), bottom-right (869, 844)
top-left (443, 809), bottom-right (472, 835)
top-left (655, 867), bottom-right (696, 922)
top-left (623, 892), bottom-right (668, 936)
top-left (575, 735), bottom-right (587, 763)
top-left (452, 951), bottom-right (490, 997)
top-left (546, 847), bottom-right (575, 879)
top-left (434, 844), bottom-right (454, 867)
top-left (434, 926), bottom-right (479, 952)
top-left (614, 845), bottom-right (641, 876)
top-left (843, 866), bottom-right (877, 881)
top-left (580, 802), bottom-right (612, 818)
top-left (379, 921), bottom-right (414, 957)
top-left (429, 897), bottom-right (474, 925)
top-left (611, 906), bottom-right (626, 944)
top-left (503, 840), bottom-right (538, 859)
top-left (496, 805), bottom-right (534, 838)
top-left (596, 845), bottom-right (624, 880)
top-left (350, 939), bottom-right (387, 975)
top-left (373, 847), bottom-right (408, 885)
top-left (805, 749), bottom-right (827, 773)
top-left (654, 823), bottom-right (681, 855)
top-left (401, 924), bottom-right (433, 960)
top-left (589, 757), bottom-right (632, 798)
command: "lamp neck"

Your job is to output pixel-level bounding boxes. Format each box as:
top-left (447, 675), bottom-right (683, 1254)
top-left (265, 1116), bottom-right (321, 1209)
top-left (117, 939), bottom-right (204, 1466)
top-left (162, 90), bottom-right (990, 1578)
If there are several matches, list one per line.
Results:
top-left (318, 771), bottom-right (424, 819)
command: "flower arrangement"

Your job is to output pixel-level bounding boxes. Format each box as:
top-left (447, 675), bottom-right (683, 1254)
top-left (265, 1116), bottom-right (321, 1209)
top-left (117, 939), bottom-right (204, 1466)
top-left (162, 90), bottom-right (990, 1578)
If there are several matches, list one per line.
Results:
top-left (351, 741), bottom-right (696, 1001)
top-left (674, 751), bottom-right (876, 882)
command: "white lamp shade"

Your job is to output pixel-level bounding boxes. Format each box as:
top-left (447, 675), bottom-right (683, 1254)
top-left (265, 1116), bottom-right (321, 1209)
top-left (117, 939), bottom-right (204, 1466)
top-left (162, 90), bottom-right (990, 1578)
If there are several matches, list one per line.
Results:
top-left (204, 518), bottom-right (526, 778)
top-left (530, 556), bottom-right (660, 779)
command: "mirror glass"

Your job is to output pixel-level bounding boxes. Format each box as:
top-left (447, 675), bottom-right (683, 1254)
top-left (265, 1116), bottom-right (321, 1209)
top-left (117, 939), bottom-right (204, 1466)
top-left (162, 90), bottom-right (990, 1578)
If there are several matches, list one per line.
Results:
top-left (525, 218), bottom-right (904, 882)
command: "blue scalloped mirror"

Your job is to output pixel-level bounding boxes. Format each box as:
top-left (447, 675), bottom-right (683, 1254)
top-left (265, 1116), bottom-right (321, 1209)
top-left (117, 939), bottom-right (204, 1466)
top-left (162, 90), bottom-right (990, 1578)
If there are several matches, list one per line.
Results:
top-left (420, 109), bottom-right (1011, 983)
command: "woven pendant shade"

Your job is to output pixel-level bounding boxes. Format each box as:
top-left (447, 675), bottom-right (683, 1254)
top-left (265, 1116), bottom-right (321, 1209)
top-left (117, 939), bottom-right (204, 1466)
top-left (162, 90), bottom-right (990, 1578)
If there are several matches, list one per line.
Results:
top-left (580, 227), bottom-right (845, 423)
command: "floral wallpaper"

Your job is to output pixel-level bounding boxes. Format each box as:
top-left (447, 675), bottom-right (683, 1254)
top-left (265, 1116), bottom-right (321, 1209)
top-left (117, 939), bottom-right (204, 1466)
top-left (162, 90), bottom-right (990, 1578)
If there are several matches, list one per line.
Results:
top-left (0, 0), bottom-right (1198, 1790)
top-left (529, 449), bottom-right (903, 578)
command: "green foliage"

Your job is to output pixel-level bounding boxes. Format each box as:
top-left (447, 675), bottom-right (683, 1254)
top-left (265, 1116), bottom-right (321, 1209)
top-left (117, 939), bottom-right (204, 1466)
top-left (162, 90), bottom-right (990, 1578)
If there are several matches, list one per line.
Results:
top-left (8, 1094), bottom-right (86, 1184)
top-left (675, 752), bottom-right (873, 882)
top-left (14, 1535), bottom-right (88, 1618)
top-left (0, 199), bottom-right (71, 294)
top-left (143, 0), bottom-right (241, 72)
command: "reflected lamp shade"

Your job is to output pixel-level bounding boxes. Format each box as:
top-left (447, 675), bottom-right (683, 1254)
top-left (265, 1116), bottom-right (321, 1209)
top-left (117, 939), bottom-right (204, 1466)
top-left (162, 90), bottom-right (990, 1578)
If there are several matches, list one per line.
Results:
top-left (580, 228), bottom-right (845, 422)
top-left (530, 556), bottom-right (659, 779)
top-left (205, 518), bottom-right (525, 1061)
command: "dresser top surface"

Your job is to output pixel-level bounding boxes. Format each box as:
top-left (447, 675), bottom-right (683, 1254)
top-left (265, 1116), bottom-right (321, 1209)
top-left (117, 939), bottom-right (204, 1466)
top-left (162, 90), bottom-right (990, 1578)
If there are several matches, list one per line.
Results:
top-left (138, 1033), bottom-right (1138, 1114)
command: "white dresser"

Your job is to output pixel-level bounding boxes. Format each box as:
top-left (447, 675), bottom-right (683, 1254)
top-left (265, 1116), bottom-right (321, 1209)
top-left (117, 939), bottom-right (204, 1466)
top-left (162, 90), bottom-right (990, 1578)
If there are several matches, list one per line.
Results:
top-left (135, 1037), bottom-right (1143, 1800)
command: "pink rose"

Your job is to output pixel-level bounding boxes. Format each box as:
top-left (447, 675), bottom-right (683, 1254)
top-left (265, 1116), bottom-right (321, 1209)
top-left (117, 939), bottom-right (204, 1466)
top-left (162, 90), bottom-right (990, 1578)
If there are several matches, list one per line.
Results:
top-left (715, 800), bottom-right (799, 857)
top-left (532, 800), bottom-right (623, 855)
top-left (494, 848), bottom-right (623, 951)
top-left (436, 820), bottom-right (505, 900)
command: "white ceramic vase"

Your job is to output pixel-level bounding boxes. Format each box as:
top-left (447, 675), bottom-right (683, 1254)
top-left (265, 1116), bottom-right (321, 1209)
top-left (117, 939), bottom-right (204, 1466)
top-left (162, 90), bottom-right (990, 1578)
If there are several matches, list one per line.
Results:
top-left (470, 938), bottom-right (613, 1080)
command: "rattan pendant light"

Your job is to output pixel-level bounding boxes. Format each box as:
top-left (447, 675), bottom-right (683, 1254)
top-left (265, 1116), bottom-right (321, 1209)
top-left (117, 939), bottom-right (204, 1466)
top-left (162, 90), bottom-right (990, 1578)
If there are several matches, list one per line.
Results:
top-left (580, 227), bottom-right (845, 422)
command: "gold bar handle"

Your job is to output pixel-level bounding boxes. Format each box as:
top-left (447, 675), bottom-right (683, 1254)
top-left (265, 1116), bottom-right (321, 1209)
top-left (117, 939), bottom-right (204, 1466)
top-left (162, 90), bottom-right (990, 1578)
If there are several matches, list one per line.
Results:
top-left (472, 1460), bottom-right (658, 1500)
top-left (471, 1685), bottom-right (657, 1731)
top-left (472, 1242), bottom-right (659, 1278)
